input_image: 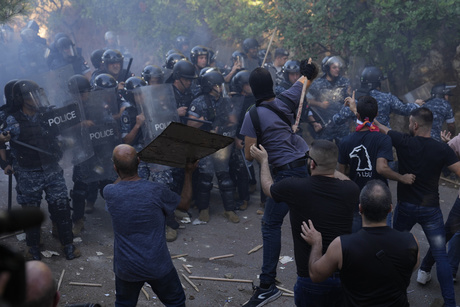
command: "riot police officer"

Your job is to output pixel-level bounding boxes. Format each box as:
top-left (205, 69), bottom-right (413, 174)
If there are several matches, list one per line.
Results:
top-left (142, 65), bottom-right (164, 85)
top-left (49, 37), bottom-right (91, 78)
top-left (3, 80), bottom-right (79, 260)
top-left (264, 48), bottom-right (289, 86)
top-left (94, 49), bottom-right (132, 86)
top-left (223, 51), bottom-right (245, 84)
top-left (333, 66), bottom-right (422, 129)
top-left (168, 60), bottom-right (197, 123)
top-left (242, 38), bottom-right (260, 72)
top-left (187, 70), bottom-right (239, 223)
top-left (307, 56), bottom-right (352, 144)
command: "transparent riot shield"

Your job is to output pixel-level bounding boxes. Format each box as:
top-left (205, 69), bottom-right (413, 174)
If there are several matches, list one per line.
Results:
top-left (134, 84), bottom-right (179, 145)
top-left (402, 82), bottom-right (433, 103)
top-left (29, 64), bottom-right (75, 108)
top-left (76, 88), bottom-right (121, 183)
top-left (347, 56), bottom-right (366, 91)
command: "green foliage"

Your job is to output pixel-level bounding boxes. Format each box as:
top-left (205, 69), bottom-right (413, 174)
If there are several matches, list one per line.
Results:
top-left (0, 0), bottom-right (30, 23)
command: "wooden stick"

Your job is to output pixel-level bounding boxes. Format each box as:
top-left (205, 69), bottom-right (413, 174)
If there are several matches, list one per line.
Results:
top-left (261, 27), bottom-right (277, 67)
top-left (181, 282), bottom-right (186, 290)
top-left (141, 287), bottom-right (149, 300)
top-left (0, 231), bottom-right (23, 240)
top-left (171, 253), bottom-right (188, 259)
top-left (209, 254), bottom-right (234, 260)
top-left (282, 292), bottom-right (294, 297)
top-left (248, 244), bottom-right (263, 255)
top-left (277, 285), bottom-right (294, 294)
top-left (57, 269), bottom-right (65, 291)
top-left (188, 276), bottom-right (253, 283)
top-left (182, 264), bottom-right (192, 274)
top-left (440, 176), bottom-right (458, 185)
top-left (181, 273), bottom-right (200, 292)
top-left (69, 282), bottom-right (102, 287)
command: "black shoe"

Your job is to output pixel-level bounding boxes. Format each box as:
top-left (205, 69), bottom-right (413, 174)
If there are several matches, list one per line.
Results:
top-left (26, 246), bottom-right (41, 260)
top-left (242, 284), bottom-right (281, 307)
top-left (63, 244), bottom-right (81, 260)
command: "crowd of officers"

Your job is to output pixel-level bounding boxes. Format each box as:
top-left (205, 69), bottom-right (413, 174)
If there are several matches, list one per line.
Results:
top-left (0, 25), bottom-right (457, 270)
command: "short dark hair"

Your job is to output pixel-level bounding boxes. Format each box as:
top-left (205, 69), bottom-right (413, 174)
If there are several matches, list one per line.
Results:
top-left (360, 180), bottom-right (392, 223)
top-left (356, 95), bottom-right (378, 121)
top-left (310, 140), bottom-right (338, 171)
top-left (410, 107), bottom-right (433, 128)
top-left (112, 151), bottom-right (139, 177)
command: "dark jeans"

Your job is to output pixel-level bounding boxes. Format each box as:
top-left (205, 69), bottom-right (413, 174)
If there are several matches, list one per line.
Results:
top-left (260, 165), bottom-right (308, 286)
top-left (115, 268), bottom-right (185, 307)
top-left (394, 201), bottom-right (456, 307)
top-left (421, 196), bottom-right (460, 277)
top-left (294, 275), bottom-right (343, 307)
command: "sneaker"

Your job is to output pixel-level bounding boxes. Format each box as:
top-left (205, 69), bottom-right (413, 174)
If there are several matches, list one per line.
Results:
top-left (256, 202), bottom-right (265, 215)
top-left (174, 210), bottom-right (189, 219)
top-left (72, 219), bottom-right (84, 237)
top-left (166, 226), bottom-right (177, 242)
top-left (242, 284), bottom-right (281, 307)
top-left (199, 209), bottom-right (210, 222)
top-left (224, 211), bottom-right (240, 223)
top-left (417, 269), bottom-right (432, 285)
top-left (63, 244), bottom-right (81, 260)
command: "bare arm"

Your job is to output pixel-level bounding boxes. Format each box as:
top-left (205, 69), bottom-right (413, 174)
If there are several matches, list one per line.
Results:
top-left (301, 220), bottom-right (342, 282)
top-left (374, 119), bottom-right (390, 135)
top-left (250, 144), bottom-right (273, 198)
top-left (448, 161), bottom-right (460, 177)
top-left (122, 114), bottom-right (145, 145)
top-left (177, 161), bottom-right (198, 211)
top-left (376, 157), bottom-right (415, 184)
top-left (244, 136), bottom-right (256, 161)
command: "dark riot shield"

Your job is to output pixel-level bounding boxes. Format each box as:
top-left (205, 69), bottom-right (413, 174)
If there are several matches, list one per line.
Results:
top-left (75, 89), bottom-right (121, 183)
top-left (402, 82), bottom-right (433, 103)
top-left (29, 64), bottom-right (75, 108)
top-left (134, 84), bottom-right (179, 145)
top-left (138, 122), bottom-right (234, 168)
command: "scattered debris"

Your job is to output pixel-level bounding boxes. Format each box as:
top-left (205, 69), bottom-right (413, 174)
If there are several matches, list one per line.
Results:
top-left (96, 252), bottom-right (104, 256)
top-left (279, 256), bottom-right (294, 264)
top-left (188, 276), bottom-right (253, 283)
top-left (16, 233), bottom-right (26, 241)
top-left (192, 218), bottom-right (207, 225)
top-left (141, 287), bottom-right (149, 300)
top-left (182, 264), bottom-right (192, 274)
top-left (57, 269), bottom-right (65, 291)
top-left (73, 237), bottom-right (82, 243)
top-left (277, 286), bottom-right (294, 294)
top-left (171, 253), bottom-right (188, 259)
top-left (248, 244), bottom-right (263, 255)
top-left (180, 217), bottom-right (191, 224)
top-left (69, 282), bottom-right (102, 287)
top-left (224, 273), bottom-right (234, 279)
top-left (41, 250), bottom-right (59, 258)
top-left (181, 273), bottom-right (200, 292)
top-left (209, 254), bottom-right (234, 260)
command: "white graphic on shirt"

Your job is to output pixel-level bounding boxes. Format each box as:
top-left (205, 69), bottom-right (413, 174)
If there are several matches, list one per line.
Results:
top-left (349, 145), bottom-right (372, 171)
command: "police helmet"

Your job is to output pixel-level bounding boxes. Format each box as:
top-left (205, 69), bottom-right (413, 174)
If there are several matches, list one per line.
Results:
top-left (361, 66), bottom-right (385, 90)
top-left (94, 73), bottom-right (118, 90)
top-left (208, 48), bottom-right (216, 65)
top-left (172, 60), bottom-right (197, 80)
top-left (12, 80), bottom-right (48, 112)
top-left (165, 53), bottom-right (187, 70)
top-left (56, 37), bottom-right (76, 57)
top-left (190, 45), bottom-right (209, 66)
top-left (282, 60), bottom-right (300, 81)
top-left (231, 51), bottom-right (247, 69)
top-left (68, 75), bottom-right (91, 95)
top-left (243, 38), bottom-right (259, 53)
top-left (431, 83), bottom-right (456, 98)
top-left (175, 35), bottom-right (190, 50)
top-left (125, 76), bottom-right (146, 91)
top-left (258, 49), bottom-right (271, 63)
top-left (142, 65), bottom-right (164, 84)
top-left (101, 49), bottom-right (124, 68)
top-left (230, 70), bottom-right (250, 93)
top-left (104, 31), bottom-right (116, 43)
top-left (166, 49), bottom-right (182, 58)
top-left (201, 70), bottom-right (224, 94)
top-left (3, 79), bottom-right (18, 108)
top-left (26, 20), bottom-right (39, 33)
top-left (321, 56), bottom-right (344, 74)
top-left (90, 49), bottom-right (105, 70)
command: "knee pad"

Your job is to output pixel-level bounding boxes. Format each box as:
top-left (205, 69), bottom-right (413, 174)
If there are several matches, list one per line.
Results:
top-left (198, 174), bottom-right (213, 193)
top-left (216, 172), bottom-right (233, 191)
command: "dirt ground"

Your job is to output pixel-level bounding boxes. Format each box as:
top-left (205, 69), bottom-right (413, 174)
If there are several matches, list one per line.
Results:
top-left (1, 167), bottom-right (460, 306)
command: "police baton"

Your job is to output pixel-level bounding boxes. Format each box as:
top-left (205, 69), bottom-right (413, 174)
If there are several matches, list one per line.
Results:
top-left (7, 169), bottom-right (12, 211)
top-left (124, 58), bottom-right (133, 81)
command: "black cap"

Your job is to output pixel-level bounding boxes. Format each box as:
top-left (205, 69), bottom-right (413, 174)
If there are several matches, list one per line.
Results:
top-left (249, 67), bottom-right (275, 104)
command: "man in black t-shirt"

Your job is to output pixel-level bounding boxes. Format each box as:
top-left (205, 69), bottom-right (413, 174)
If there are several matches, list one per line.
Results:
top-left (338, 96), bottom-right (415, 231)
top-left (375, 107), bottom-right (460, 307)
top-left (302, 180), bottom-right (419, 307)
top-left (250, 140), bottom-right (359, 307)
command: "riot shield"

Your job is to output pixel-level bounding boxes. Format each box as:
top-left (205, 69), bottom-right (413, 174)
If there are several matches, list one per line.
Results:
top-left (402, 82), bottom-right (433, 103)
top-left (134, 84), bottom-right (179, 145)
top-left (347, 56), bottom-right (366, 91)
top-left (75, 89), bottom-right (121, 183)
top-left (29, 64), bottom-right (75, 108)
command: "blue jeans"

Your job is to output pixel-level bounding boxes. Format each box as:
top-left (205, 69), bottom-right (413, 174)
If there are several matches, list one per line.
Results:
top-left (115, 268), bottom-right (185, 307)
top-left (260, 165), bottom-right (308, 286)
top-left (394, 201), bottom-right (456, 307)
top-left (294, 275), bottom-right (343, 307)
top-left (421, 196), bottom-right (460, 278)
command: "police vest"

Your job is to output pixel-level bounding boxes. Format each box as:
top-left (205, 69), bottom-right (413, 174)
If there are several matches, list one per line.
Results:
top-left (12, 111), bottom-right (62, 168)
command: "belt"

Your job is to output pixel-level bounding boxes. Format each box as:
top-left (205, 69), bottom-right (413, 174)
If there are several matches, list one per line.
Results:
top-left (272, 158), bottom-right (307, 175)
